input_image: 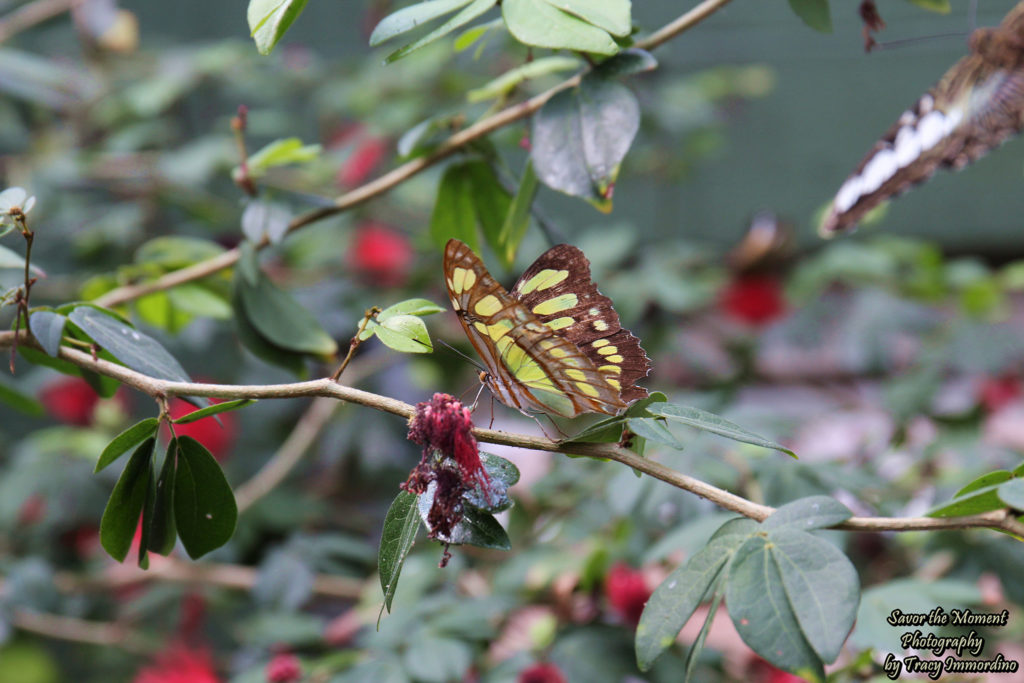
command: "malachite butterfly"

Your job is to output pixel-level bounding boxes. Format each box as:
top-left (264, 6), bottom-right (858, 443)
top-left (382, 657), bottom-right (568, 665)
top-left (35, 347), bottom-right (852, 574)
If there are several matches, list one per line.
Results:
top-left (821, 1), bottom-right (1024, 235)
top-left (444, 238), bottom-right (650, 418)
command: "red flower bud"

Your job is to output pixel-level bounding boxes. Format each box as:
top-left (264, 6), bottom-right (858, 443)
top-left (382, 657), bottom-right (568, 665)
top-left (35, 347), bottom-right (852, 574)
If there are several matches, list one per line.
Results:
top-left (978, 375), bottom-right (1021, 413)
top-left (266, 653), bottom-right (302, 683)
top-left (518, 662), bottom-right (567, 683)
top-left (604, 562), bottom-right (651, 626)
top-left (337, 136), bottom-right (388, 187)
top-left (39, 376), bottom-right (100, 426)
top-left (348, 222), bottom-right (413, 287)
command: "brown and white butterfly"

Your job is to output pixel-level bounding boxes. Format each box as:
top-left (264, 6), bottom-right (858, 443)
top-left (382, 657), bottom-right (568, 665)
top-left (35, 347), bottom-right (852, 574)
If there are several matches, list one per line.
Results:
top-left (444, 239), bottom-right (650, 419)
top-left (821, 1), bottom-right (1024, 235)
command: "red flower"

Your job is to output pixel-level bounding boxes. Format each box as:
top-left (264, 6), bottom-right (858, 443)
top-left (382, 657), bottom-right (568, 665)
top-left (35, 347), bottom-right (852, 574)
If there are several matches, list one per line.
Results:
top-left (266, 653), bottom-right (302, 682)
top-left (748, 656), bottom-right (808, 683)
top-left (978, 375), bottom-right (1021, 413)
top-left (348, 222), bottom-right (413, 287)
top-left (604, 562), bottom-right (651, 626)
top-left (39, 376), bottom-right (100, 426)
top-left (17, 494), bottom-right (46, 525)
top-left (165, 398), bottom-right (237, 462)
top-left (133, 644), bottom-right (220, 683)
top-left (720, 274), bottom-right (787, 327)
top-left (518, 663), bottom-right (567, 683)
top-left (337, 135), bottom-right (388, 187)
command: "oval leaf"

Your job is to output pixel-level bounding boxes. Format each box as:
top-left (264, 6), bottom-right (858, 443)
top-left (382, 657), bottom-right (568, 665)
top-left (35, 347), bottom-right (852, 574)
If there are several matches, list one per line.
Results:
top-left (248, 0), bottom-right (310, 55)
top-left (369, 0), bottom-right (473, 45)
top-left (28, 311), bottom-right (66, 358)
top-left (787, 0), bottom-right (832, 32)
top-left (544, 0), bottom-right (631, 36)
top-left (145, 440), bottom-right (178, 557)
top-left (173, 436), bottom-right (238, 559)
top-left (378, 298), bottom-right (445, 320)
top-left (503, 0), bottom-right (618, 54)
top-left (100, 438), bottom-right (155, 562)
top-left (647, 403), bottom-right (796, 457)
top-left (375, 314), bottom-right (433, 353)
top-left (379, 491), bottom-right (422, 612)
top-left (763, 496), bottom-right (853, 531)
top-left (385, 0), bottom-right (496, 63)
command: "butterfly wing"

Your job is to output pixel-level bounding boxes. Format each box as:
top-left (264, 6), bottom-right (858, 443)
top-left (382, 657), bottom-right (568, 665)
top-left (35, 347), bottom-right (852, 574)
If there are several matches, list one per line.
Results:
top-left (512, 244), bottom-right (650, 403)
top-left (821, 5), bottom-right (1024, 235)
top-left (444, 239), bottom-right (628, 418)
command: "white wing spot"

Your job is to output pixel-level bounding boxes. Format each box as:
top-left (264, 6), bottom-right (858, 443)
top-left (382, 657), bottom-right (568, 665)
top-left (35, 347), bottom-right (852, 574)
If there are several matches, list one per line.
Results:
top-left (834, 176), bottom-right (863, 213)
top-left (916, 111), bottom-right (948, 151)
top-left (919, 93), bottom-right (934, 113)
top-left (859, 148), bottom-right (898, 194)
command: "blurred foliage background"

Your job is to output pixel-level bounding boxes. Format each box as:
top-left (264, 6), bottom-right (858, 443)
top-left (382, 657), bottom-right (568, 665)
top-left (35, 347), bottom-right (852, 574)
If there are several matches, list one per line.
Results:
top-left (3, 0), bottom-right (1024, 681)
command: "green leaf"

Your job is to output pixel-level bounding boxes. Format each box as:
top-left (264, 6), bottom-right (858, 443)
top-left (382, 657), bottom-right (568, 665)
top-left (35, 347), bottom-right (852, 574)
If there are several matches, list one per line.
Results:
top-left (462, 452), bottom-right (520, 513)
top-left (430, 163), bottom-right (478, 250)
top-left (172, 399), bottom-right (255, 424)
top-left (635, 534), bottom-right (742, 670)
top-left (497, 159), bottom-right (539, 268)
top-left (762, 496), bottom-right (853, 531)
top-left (244, 138), bottom-right (321, 177)
top-left (503, 0), bottom-right (618, 54)
top-left (531, 75), bottom-right (639, 209)
top-left (28, 311), bottom-right (66, 358)
top-left (727, 528), bottom-right (858, 674)
top-left (173, 436), bottom-right (238, 559)
top-left (467, 56), bottom-right (580, 103)
top-left (135, 291), bottom-right (193, 334)
top-left (999, 478), bottom-right (1024, 510)
top-left (378, 298), bottom-right (445, 320)
top-left (903, 0), bottom-right (950, 12)
top-left (594, 48), bottom-right (658, 79)
top-left (374, 314), bottom-right (433, 353)
top-left (379, 491), bottom-right (421, 613)
top-left (231, 286), bottom-right (308, 375)
top-left (563, 393), bottom-right (667, 445)
top-left (683, 591), bottom-right (723, 681)
top-left (135, 236), bottom-right (225, 270)
top-left (626, 417), bottom-right (685, 450)
top-left (787, 0), bottom-right (832, 32)
top-left (100, 438), bottom-right (155, 562)
top-left (0, 379), bottom-right (44, 417)
top-left (465, 160), bottom-right (512, 257)
top-left (95, 417), bottom-right (159, 473)
top-left (166, 284), bottom-right (232, 319)
top-left (369, 0), bottom-right (473, 45)
top-left (385, 0), bottom-right (497, 63)
top-left (647, 403), bottom-right (795, 457)
top-left (248, 0), bottom-right (310, 55)
top-left (145, 440), bottom-right (178, 557)
top-left (417, 487), bottom-right (512, 549)
top-left (234, 251), bottom-right (338, 356)
top-left (454, 20), bottom-right (496, 52)
top-left (544, 0), bottom-right (631, 37)
top-left (67, 306), bottom-right (204, 402)
top-left (927, 471), bottom-right (1013, 517)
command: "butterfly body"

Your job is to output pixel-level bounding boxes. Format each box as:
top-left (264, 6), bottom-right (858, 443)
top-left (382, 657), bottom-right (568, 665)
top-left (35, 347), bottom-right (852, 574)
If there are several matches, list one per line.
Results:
top-left (444, 239), bottom-right (649, 418)
top-left (821, 2), bottom-right (1024, 235)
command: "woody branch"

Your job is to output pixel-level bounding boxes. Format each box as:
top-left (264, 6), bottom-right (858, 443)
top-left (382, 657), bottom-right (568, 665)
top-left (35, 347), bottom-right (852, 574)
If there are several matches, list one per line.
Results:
top-left (2, 328), bottom-right (1022, 538)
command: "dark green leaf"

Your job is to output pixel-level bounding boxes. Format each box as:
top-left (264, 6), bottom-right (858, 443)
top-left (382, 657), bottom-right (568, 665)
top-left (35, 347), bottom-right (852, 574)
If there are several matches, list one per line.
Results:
top-left (248, 0), bottom-right (310, 55)
top-left (385, 0), bottom-right (496, 62)
top-left (627, 417), bottom-right (685, 450)
top-left (683, 590), bottom-right (723, 681)
top-left (370, 0), bottom-right (473, 45)
top-left (503, 0), bottom-right (618, 54)
top-left (379, 491), bottom-right (421, 612)
top-left (173, 436), bottom-right (238, 559)
top-left (594, 48), bottom-right (658, 79)
top-left (17, 346), bottom-right (117, 398)
top-left (0, 379), bottom-right (44, 417)
top-left (137, 464), bottom-right (156, 569)
top-left (762, 496), bottom-right (852, 531)
top-left (710, 517), bottom-right (759, 539)
top-left (467, 56), bottom-right (580, 103)
top-left (726, 534), bottom-right (825, 679)
top-left (146, 441), bottom-right (178, 556)
top-left (787, 0), bottom-right (832, 32)
top-left (67, 306), bottom-right (204, 404)
top-left (647, 403), bottom-right (795, 457)
top-left (635, 534), bottom-right (740, 670)
top-left (166, 285), bottom-right (232, 320)
top-left (100, 438), bottom-right (155, 562)
top-left (463, 452), bottom-right (520, 512)
top-left (172, 399), bottom-right (255, 424)
top-left (95, 417), bottom-right (159, 473)
top-left (497, 160), bottom-right (540, 268)
top-left (231, 286), bottom-right (307, 375)
top-left (234, 251), bottom-right (338, 356)
top-left (430, 163), bottom-right (478, 250)
top-left (28, 311), bottom-right (66, 358)
top-left (465, 160), bottom-right (512, 256)
top-left (135, 236), bottom-right (226, 269)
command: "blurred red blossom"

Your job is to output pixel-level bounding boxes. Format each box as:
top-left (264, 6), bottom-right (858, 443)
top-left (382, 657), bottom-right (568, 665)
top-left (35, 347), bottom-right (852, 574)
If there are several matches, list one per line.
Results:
top-left (348, 222), bottom-right (414, 287)
top-left (334, 126), bottom-right (388, 188)
top-left (17, 494), bottom-right (46, 525)
top-left (517, 662), bottom-right (567, 683)
top-left (266, 653), bottom-right (302, 682)
top-left (604, 562), bottom-right (652, 626)
top-left (720, 274), bottom-right (787, 326)
top-left (978, 375), bottom-right (1021, 413)
top-left (747, 656), bottom-right (807, 683)
top-left (133, 644), bottom-right (220, 683)
top-left (39, 376), bottom-right (100, 426)
top-left (164, 398), bottom-right (238, 461)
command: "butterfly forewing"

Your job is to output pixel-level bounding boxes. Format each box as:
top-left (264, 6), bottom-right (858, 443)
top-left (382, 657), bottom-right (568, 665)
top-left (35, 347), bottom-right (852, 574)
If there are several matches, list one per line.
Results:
top-left (821, 2), bottom-right (1024, 235)
top-left (443, 239), bottom-right (647, 418)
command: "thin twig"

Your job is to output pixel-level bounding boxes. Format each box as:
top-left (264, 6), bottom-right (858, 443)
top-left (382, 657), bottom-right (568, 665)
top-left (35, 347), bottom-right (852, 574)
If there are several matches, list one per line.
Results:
top-left (91, 0), bottom-right (735, 310)
top-left (8, 609), bottom-right (151, 653)
top-left (0, 0), bottom-right (73, 44)
top-left (331, 307), bottom-right (380, 381)
top-left (2, 328), bottom-right (1022, 538)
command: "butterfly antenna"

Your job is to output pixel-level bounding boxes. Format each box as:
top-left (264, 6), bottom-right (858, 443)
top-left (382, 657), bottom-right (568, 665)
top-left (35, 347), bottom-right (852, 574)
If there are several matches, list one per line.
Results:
top-left (436, 338), bottom-right (487, 373)
top-left (871, 31), bottom-right (967, 50)
top-left (469, 382), bottom-right (487, 413)
top-left (488, 393), bottom-right (495, 429)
